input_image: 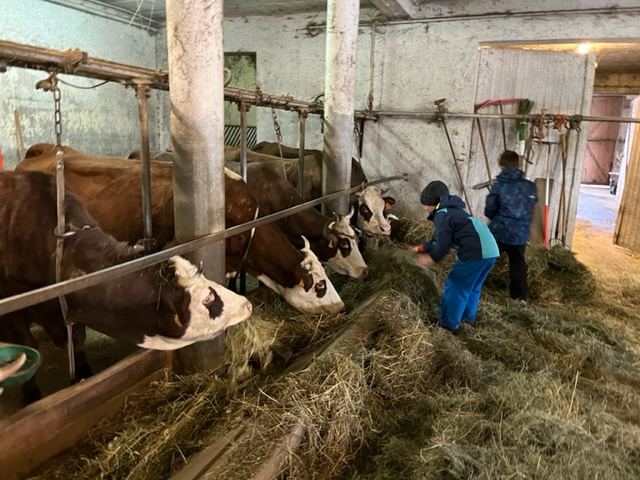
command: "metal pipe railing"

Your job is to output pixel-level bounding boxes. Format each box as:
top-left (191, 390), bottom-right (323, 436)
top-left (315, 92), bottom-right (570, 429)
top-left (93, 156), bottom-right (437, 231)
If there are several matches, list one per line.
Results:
top-left (0, 174), bottom-right (407, 316)
top-left (362, 110), bottom-right (640, 124)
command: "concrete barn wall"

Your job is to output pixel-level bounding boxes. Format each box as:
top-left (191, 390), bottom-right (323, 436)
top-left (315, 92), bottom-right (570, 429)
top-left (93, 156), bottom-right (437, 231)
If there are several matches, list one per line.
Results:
top-left (0, 0), bottom-right (163, 169)
top-left (2, 2), bottom-right (638, 240)
top-left (223, 7), bottom-right (640, 231)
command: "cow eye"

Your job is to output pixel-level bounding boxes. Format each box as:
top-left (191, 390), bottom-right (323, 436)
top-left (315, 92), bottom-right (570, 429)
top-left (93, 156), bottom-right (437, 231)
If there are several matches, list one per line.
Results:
top-left (339, 239), bottom-right (350, 250)
top-left (202, 287), bottom-right (216, 305)
top-left (315, 279), bottom-right (327, 297)
top-left (203, 287), bottom-right (224, 318)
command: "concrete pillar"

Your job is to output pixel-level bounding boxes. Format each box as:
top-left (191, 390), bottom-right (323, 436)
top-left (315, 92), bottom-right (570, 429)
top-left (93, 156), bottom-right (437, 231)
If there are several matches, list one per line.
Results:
top-left (166, 0), bottom-right (226, 371)
top-left (322, 0), bottom-right (360, 216)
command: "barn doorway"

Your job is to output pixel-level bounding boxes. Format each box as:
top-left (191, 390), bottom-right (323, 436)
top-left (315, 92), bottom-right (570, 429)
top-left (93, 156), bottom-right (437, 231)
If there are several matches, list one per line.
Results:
top-left (577, 94), bottom-right (638, 250)
top-left (582, 95), bottom-right (624, 186)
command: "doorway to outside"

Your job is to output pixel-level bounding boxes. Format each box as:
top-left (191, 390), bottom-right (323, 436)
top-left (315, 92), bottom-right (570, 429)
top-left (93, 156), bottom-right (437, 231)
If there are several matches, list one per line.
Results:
top-left (577, 94), bottom-right (637, 236)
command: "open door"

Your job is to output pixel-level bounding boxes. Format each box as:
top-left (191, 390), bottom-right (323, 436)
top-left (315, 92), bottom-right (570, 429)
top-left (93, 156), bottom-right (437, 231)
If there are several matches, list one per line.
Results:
top-left (614, 96), bottom-right (640, 253)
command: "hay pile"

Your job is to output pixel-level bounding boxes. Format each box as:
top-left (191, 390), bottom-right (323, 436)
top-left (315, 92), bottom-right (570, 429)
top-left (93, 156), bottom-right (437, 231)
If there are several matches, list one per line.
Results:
top-left (29, 218), bottom-right (640, 479)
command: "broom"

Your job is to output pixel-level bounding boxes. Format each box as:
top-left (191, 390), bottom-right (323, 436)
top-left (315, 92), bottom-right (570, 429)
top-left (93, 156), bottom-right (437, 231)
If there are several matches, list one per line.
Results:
top-left (517, 99), bottom-right (534, 156)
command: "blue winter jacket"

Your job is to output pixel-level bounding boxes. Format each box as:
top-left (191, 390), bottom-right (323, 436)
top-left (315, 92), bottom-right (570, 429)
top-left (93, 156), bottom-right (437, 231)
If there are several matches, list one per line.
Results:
top-left (420, 194), bottom-right (499, 262)
top-left (485, 168), bottom-right (538, 245)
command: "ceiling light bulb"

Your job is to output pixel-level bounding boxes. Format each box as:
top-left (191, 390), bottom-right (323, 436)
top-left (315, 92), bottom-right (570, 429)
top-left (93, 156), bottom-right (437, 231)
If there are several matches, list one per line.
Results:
top-left (578, 43), bottom-right (591, 54)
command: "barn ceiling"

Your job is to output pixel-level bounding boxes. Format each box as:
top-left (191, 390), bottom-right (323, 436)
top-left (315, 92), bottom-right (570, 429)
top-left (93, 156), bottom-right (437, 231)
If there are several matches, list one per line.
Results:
top-left (42, 0), bottom-right (640, 74)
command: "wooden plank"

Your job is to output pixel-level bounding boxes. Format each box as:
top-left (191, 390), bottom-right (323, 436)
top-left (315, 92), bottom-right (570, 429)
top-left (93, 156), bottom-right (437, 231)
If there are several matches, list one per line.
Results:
top-left (0, 349), bottom-right (172, 480)
top-left (169, 424), bottom-right (247, 480)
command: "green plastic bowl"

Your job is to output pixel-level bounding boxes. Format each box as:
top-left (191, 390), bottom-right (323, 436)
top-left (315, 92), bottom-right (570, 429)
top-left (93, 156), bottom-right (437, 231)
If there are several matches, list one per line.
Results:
top-left (0, 344), bottom-right (41, 388)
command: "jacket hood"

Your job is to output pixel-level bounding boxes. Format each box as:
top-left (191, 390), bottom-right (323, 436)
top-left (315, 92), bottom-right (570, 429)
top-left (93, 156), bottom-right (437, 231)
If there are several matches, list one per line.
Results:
top-left (428, 194), bottom-right (466, 220)
top-left (496, 167), bottom-right (524, 183)
top-left (438, 194), bottom-right (467, 210)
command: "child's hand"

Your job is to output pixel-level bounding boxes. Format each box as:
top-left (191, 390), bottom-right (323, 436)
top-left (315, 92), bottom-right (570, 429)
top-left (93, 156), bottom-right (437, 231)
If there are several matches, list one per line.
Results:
top-left (415, 254), bottom-right (435, 268)
top-left (405, 244), bottom-right (419, 253)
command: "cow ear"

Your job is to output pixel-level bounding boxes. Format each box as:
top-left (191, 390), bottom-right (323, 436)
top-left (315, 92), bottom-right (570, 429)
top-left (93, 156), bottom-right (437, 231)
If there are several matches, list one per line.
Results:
top-left (383, 196), bottom-right (396, 209)
top-left (323, 219), bottom-right (339, 246)
top-left (158, 280), bottom-right (191, 331)
top-left (298, 271), bottom-right (313, 291)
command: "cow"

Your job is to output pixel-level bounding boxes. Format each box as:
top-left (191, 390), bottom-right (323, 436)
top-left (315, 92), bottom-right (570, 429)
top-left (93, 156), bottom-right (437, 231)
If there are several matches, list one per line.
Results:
top-left (128, 148), bottom-right (174, 163)
top-left (227, 162), bottom-right (368, 279)
top-left (227, 143), bottom-right (398, 236)
top-left (0, 169), bottom-right (253, 402)
top-left (17, 144), bottom-right (345, 316)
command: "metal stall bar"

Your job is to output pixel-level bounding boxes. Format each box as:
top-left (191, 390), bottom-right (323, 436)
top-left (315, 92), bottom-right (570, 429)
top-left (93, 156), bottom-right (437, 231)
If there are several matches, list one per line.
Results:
top-left (0, 41), bottom-right (326, 116)
top-left (364, 109), bottom-right (640, 124)
top-left (134, 81), bottom-right (155, 255)
top-left (297, 110), bottom-right (308, 197)
top-left (0, 40), bottom-right (168, 89)
top-left (6, 40), bottom-right (640, 126)
top-left (238, 101), bottom-right (249, 294)
top-left (0, 174), bottom-right (407, 317)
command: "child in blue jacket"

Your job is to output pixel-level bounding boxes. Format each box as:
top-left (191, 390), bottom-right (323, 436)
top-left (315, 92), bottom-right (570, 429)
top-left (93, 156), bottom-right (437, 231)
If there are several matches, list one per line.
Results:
top-left (407, 180), bottom-right (499, 332)
top-left (484, 151), bottom-right (538, 301)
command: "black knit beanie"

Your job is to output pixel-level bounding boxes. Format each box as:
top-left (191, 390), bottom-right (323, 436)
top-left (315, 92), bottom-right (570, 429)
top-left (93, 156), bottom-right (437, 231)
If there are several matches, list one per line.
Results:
top-left (420, 180), bottom-right (449, 206)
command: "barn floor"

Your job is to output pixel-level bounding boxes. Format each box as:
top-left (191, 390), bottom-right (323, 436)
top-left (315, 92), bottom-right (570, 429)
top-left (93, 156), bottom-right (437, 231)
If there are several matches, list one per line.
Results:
top-left (1, 187), bottom-right (637, 425)
top-left (573, 183), bottom-right (640, 343)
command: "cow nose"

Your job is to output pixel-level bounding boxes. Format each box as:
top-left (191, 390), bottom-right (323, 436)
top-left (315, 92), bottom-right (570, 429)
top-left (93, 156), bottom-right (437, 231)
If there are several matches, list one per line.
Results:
top-left (380, 224), bottom-right (391, 235)
top-left (360, 266), bottom-right (369, 278)
top-left (246, 302), bottom-right (253, 314)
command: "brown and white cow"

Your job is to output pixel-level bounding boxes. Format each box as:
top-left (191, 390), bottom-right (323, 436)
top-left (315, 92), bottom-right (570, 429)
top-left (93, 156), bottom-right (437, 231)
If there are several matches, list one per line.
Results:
top-left (227, 143), bottom-right (398, 236)
top-left (17, 144), bottom-right (344, 316)
top-left (228, 162), bottom-right (368, 279)
top-left (0, 170), bottom-right (253, 401)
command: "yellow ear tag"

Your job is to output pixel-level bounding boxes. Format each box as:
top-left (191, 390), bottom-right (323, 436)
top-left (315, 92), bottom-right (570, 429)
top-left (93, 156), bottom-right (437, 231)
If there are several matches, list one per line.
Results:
top-left (299, 279), bottom-right (305, 287)
top-left (385, 202), bottom-right (391, 210)
top-left (173, 313), bottom-right (184, 328)
top-left (328, 240), bottom-right (334, 248)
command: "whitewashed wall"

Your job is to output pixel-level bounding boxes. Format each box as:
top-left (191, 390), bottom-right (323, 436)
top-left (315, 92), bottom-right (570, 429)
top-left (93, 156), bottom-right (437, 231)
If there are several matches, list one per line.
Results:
top-left (224, 8), bottom-right (640, 234)
top-left (0, 0), bottom-right (163, 168)
top-left (2, 1), bottom-right (639, 245)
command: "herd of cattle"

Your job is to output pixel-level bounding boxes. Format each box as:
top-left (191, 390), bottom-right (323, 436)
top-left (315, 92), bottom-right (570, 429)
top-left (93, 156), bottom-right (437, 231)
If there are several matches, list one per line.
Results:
top-left (0, 142), bottom-right (398, 402)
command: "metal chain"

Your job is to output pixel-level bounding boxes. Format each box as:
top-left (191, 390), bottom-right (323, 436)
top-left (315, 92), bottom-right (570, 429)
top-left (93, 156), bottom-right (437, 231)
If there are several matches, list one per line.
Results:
top-left (271, 107), bottom-right (283, 158)
top-left (54, 87), bottom-right (63, 147)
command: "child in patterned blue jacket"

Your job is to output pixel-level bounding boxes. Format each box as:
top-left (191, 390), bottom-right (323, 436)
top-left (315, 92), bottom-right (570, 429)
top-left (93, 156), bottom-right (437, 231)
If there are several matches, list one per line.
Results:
top-left (484, 150), bottom-right (538, 301)
top-left (407, 180), bottom-right (499, 333)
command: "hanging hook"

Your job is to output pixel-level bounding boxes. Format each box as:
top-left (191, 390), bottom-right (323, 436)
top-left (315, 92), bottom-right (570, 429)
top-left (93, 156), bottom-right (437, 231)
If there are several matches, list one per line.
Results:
top-left (35, 72), bottom-right (59, 92)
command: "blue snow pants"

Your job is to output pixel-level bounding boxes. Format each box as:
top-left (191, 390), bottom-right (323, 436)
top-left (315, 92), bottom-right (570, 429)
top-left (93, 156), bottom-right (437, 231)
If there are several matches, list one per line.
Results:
top-left (438, 256), bottom-right (497, 332)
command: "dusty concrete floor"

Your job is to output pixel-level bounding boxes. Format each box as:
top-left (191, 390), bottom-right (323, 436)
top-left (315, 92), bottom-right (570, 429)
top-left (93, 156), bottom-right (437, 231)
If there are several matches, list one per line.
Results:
top-left (575, 184), bottom-right (621, 234)
top-left (572, 184), bottom-right (640, 345)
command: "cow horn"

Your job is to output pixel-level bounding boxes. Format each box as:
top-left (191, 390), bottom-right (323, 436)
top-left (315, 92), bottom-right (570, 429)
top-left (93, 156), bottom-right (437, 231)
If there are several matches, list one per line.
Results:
top-left (195, 261), bottom-right (204, 277)
top-left (0, 352), bottom-right (26, 383)
top-left (347, 205), bottom-right (355, 219)
top-left (328, 212), bottom-right (339, 231)
top-left (301, 235), bottom-right (311, 253)
top-left (379, 187), bottom-right (390, 194)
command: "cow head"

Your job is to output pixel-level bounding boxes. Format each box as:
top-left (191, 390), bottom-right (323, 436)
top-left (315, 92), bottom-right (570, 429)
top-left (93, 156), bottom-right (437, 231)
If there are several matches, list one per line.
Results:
top-left (140, 256), bottom-right (253, 349)
top-left (257, 237), bottom-right (345, 315)
top-left (81, 256), bottom-right (254, 350)
top-left (323, 208), bottom-right (368, 279)
top-left (355, 186), bottom-right (397, 236)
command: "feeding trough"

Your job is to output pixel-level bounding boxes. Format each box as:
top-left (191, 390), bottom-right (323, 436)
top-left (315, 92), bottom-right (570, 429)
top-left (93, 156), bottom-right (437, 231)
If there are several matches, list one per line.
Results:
top-left (0, 342), bottom-right (41, 391)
